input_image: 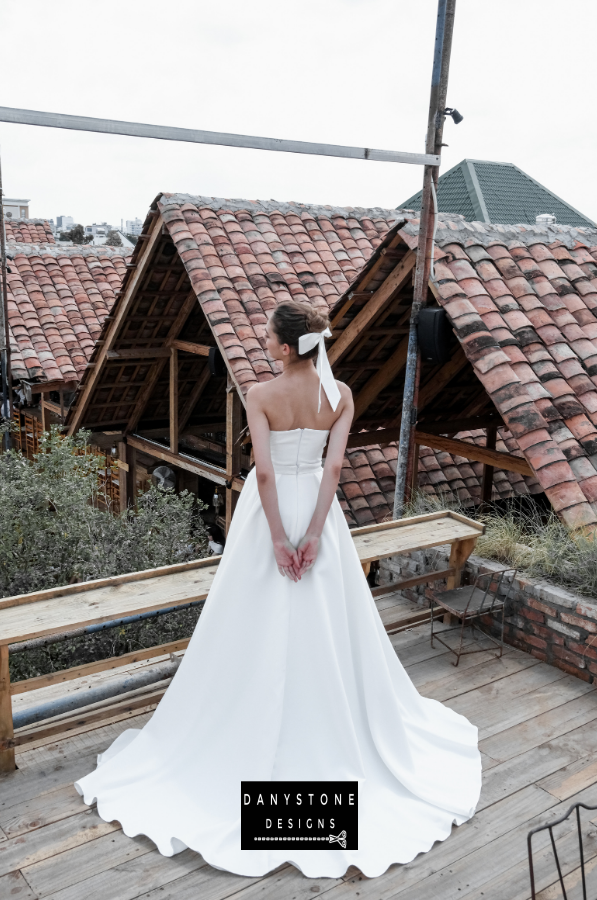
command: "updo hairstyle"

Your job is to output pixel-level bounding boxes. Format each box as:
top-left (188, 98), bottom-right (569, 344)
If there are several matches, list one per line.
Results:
top-left (270, 301), bottom-right (331, 361)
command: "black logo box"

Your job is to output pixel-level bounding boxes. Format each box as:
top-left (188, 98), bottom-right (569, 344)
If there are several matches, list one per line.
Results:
top-left (241, 781), bottom-right (359, 850)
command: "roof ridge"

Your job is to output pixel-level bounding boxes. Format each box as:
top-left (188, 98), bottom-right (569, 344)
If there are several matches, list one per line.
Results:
top-left (7, 240), bottom-right (132, 257)
top-left (160, 192), bottom-right (404, 221)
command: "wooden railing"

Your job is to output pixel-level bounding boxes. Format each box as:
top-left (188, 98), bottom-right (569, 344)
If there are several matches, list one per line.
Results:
top-left (0, 510), bottom-right (485, 771)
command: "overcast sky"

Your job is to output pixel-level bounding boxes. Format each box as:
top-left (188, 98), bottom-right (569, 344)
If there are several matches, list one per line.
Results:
top-left (1, 0), bottom-right (596, 228)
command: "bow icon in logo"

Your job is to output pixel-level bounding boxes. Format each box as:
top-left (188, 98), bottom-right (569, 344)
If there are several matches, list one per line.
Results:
top-left (328, 829), bottom-right (347, 848)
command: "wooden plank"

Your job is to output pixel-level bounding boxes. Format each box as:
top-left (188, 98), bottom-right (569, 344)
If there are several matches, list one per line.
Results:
top-left (421, 413), bottom-right (503, 435)
top-left (538, 755), bottom-right (597, 801)
top-left (225, 381), bottom-right (243, 534)
top-left (353, 336), bottom-right (409, 421)
top-left (125, 290), bottom-right (200, 436)
top-left (417, 345), bottom-right (469, 411)
top-left (328, 250), bottom-right (415, 364)
top-left (178, 364), bottom-right (212, 433)
top-left (6, 689), bottom-right (166, 751)
top-left (479, 716), bottom-right (597, 812)
top-left (0, 552), bottom-right (221, 613)
top-left (28, 379), bottom-right (78, 394)
top-left (420, 651), bottom-right (539, 704)
top-left (67, 216), bottom-right (162, 434)
top-left (353, 519), bottom-right (481, 564)
top-left (169, 338), bottom-right (211, 356)
top-left (106, 348), bottom-right (170, 359)
top-left (10, 638), bottom-right (192, 695)
top-left (28, 833), bottom-right (207, 899)
top-left (449, 667), bottom-right (594, 742)
top-left (0, 807), bottom-right (121, 879)
top-left (169, 346), bottom-right (178, 452)
top-left (446, 536), bottom-right (479, 590)
top-left (0, 562), bottom-right (221, 643)
top-left (371, 567), bottom-right (455, 595)
top-left (346, 425), bottom-right (403, 449)
top-left (0, 645), bottom-right (15, 772)
top-left (125, 441), bottom-right (136, 509)
top-left (126, 434), bottom-right (229, 485)
top-left (415, 430), bottom-right (533, 477)
top-left (17, 820), bottom-right (152, 894)
top-left (479, 692), bottom-right (597, 763)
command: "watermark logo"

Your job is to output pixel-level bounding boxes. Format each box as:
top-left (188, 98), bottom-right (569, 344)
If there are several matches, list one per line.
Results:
top-left (241, 781), bottom-right (358, 850)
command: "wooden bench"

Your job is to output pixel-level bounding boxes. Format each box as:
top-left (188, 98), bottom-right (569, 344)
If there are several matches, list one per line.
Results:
top-left (0, 510), bottom-right (483, 771)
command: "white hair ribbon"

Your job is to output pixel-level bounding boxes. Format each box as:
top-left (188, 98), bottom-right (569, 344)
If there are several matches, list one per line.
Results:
top-left (297, 327), bottom-right (341, 413)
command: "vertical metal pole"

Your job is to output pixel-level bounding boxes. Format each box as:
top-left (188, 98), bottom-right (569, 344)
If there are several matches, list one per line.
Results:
top-left (393, 0), bottom-right (456, 518)
top-left (0, 153), bottom-right (12, 449)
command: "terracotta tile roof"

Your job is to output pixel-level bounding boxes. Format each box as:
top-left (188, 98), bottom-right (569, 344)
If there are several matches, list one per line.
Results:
top-left (7, 245), bottom-right (131, 383)
top-left (334, 212), bottom-right (597, 530)
top-left (66, 191), bottom-right (597, 531)
top-left (338, 428), bottom-right (544, 527)
top-left (5, 218), bottom-right (55, 244)
top-left (157, 194), bottom-right (398, 393)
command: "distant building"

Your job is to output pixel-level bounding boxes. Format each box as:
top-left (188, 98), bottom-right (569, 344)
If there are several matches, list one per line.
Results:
top-left (3, 198), bottom-right (30, 219)
top-left (400, 159), bottom-right (596, 227)
top-left (125, 217), bottom-right (143, 236)
top-left (57, 216), bottom-right (74, 231)
top-left (85, 222), bottom-right (114, 238)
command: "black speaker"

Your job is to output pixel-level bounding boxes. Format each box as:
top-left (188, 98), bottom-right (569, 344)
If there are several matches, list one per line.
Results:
top-left (417, 307), bottom-right (453, 365)
top-left (209, 346), bottom-right (227, 377)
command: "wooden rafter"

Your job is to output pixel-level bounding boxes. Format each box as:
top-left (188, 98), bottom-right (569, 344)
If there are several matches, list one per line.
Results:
top-left (328, 250), bottom-right (416, 366)
top-left (414, 431), bottom-right (533, 477)
top-left (225, 378), bottom-right (243, 533)
top-left (178, 365), bottom-right (212, 433)
top-left (106, 348), bottom-right (171, 359)
top-left (170, 347), bottom-right (178, 451)
top-left (127, 434), bottom-right (243, 488)
top-left (353, 336), bottom-right (409, 421)
top-left (169, 339), bottom-right (211, 356)
top-left (67, 215), bottom-right (163, 434)
top-left (417, 346), bottom-right (469, 412)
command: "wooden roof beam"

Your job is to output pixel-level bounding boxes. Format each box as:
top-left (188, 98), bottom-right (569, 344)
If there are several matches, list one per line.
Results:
top-left (127, 434), bottom-right (243, 488)
top-left (328, 250), bottom-right (416, 366)
top-left (67, 214), bottom-right (163, 434)
top-left (352, 336), bottom-right (409, 421)
top-left (414, 432), bottom-right (533, 478)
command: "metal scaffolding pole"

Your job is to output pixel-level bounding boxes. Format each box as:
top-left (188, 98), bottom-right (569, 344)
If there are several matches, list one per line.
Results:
top-left (0, 153), bottom-right (11, 450)
top-left (0, 106), bottom-right (439, 168)
top-left (393, 0), bottom-right (457, 518)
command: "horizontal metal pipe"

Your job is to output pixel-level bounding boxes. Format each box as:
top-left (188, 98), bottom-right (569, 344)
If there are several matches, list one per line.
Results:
top-left (12, 656), bottom-right (181, 729)
top-left (0, 106), bottom-right (440, 167)
top-left (8, 599), bottom-right (204, 653)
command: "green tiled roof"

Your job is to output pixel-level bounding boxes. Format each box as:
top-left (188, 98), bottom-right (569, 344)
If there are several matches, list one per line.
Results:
top-left (401, 159), bottom-right (595, 227)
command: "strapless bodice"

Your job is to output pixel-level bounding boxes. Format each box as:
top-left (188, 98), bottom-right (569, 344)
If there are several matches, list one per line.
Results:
top-left (269, 428), bottom-right (329, 475)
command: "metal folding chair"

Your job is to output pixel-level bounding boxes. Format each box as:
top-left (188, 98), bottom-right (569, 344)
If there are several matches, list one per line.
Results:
top-left (528, 801), bottom-right (597, 900)
top-left (428, 567), bottom-right (517, 667)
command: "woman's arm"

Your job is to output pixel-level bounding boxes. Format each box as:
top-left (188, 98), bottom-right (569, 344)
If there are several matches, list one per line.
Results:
top-left (296, 383), bottom-right (354, 576)
top-left (246, 385), bottom-right (301, 581)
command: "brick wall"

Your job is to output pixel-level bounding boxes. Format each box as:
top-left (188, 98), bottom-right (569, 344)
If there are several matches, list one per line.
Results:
top-left (378, 549), bottom-right (597, 684)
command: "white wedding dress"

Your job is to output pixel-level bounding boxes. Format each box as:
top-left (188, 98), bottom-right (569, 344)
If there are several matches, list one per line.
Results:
top-left (74, 427), bottom-right (482, 878)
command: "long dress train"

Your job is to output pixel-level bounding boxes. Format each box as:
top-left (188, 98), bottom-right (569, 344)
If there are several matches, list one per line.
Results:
top-left (74, 427), bottom-right (482, 878)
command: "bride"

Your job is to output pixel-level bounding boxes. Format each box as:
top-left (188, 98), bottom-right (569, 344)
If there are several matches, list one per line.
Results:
top-left (74, 300), bottom-right (482, 879)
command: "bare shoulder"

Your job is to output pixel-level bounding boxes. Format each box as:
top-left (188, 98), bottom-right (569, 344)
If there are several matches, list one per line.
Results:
top-left (335, 379), bottom-right (354, 408)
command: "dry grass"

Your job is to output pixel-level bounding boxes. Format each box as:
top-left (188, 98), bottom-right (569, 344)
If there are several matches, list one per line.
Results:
top-left (405, 491), bottom-right (597, 599)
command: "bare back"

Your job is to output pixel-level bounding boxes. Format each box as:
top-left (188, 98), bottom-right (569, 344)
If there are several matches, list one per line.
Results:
top-left (252, 361), bottom-right (351, 432)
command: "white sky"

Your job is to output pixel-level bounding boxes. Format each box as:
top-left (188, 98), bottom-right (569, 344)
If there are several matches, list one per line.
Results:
top-left (1, 0), bottom-right (596, 227)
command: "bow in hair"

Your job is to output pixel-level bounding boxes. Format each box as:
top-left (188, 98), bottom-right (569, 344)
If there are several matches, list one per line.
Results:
top-left (297, 327), bottom-right (341, 413)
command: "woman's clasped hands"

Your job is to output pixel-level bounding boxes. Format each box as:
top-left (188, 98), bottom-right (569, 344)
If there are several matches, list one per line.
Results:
top-left (273, 532), bottom-right (321, 581)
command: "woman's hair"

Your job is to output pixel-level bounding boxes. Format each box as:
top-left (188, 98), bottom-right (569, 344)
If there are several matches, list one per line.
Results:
top-left (270, 301), bottom-right (331, 360)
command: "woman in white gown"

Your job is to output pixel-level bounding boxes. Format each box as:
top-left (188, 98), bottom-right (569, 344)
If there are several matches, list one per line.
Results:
top-left (74, 301), bottom-right (482, 879)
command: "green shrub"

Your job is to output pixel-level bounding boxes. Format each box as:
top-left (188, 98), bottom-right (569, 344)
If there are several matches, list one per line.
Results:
top-left (0, 426), bottom-right (208, 598)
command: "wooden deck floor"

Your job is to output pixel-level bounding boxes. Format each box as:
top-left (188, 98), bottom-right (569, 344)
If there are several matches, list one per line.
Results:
top-left (2, 595), bottom-right (597, 900)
